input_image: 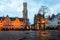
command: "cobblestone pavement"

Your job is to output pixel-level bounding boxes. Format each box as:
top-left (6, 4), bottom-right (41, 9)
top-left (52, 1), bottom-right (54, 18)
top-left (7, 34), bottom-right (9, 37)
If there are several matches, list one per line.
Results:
top-left (0, 30), bottom-right (60, 40)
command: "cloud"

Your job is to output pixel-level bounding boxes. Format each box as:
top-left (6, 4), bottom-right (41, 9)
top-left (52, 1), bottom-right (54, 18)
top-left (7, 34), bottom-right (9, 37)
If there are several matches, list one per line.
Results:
top-left (50, 3), bottom-right (60, 14)
top-left (0, 5), bottom-right (6, 12)
top-left (0, 0), bottom-right (24, 11)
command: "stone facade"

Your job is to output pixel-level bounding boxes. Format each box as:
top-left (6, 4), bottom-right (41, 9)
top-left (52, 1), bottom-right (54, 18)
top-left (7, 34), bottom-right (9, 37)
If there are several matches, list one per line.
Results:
top-left (34, 13), bottom-right (46, 30)
top-left (0, 15), bottom-right (25, 30)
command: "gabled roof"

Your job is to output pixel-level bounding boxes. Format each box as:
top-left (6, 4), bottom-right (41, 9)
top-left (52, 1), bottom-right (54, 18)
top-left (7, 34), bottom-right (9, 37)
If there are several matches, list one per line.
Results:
top-left (0, 17), bottom-right (24, 21)
top-left (36, 13), bottom-right (43, 18)
top-left (0, 17), bottom-right (5, 21)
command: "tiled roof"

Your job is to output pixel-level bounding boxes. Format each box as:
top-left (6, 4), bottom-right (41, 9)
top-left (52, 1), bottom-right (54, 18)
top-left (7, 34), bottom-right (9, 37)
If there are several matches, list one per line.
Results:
top-left (0, 17), bottom-right (24, 21)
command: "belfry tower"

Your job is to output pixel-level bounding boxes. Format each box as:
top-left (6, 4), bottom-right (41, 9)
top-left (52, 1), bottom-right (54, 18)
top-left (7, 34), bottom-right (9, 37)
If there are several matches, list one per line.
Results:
top-left (23, 2), bottom-right (28, 26)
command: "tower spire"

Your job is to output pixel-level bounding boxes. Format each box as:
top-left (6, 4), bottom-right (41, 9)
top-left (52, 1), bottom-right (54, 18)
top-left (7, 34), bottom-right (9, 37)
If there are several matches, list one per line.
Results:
top-left (23, 2), bottom-right (28, 19)
top-left (23, 2), bottom-right (28, 26)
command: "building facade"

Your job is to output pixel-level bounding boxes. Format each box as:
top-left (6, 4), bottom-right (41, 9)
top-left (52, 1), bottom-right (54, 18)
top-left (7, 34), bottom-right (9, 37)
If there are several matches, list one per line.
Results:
top-left (34, 13), bottom-right (46, 30)
top-left (46, 13), bottom-right (60, 30)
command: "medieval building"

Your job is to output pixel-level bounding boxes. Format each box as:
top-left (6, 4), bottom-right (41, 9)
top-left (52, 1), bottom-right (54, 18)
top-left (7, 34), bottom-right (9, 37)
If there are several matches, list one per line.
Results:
top-left (34, 13), bottom-right (46, 30)
top-left (23, 2), bottom-right (29, 26)
top-left (34, 6), bottom-right (47, 30)
top-left (46, 13), bottom-right (60, 30)
top-left (0, 2), bottom-right (29, 30)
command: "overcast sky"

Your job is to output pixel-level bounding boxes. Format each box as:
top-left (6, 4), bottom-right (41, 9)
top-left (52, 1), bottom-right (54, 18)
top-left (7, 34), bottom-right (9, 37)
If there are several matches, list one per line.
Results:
top-left (0, 0), bottom-right (60, 24)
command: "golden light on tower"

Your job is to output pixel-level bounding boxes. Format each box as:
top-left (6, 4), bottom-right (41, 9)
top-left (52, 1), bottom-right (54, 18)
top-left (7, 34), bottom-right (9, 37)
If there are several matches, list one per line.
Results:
top-left (40, 18), bottom-right (47, 30)
top-left (42, 20), bottom-right (45, 23)
top-left (41, 18), bottom-right (46, 24)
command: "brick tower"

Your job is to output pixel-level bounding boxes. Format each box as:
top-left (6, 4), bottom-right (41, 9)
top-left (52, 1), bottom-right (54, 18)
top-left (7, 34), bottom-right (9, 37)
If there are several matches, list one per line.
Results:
top-left (23, 2), bottom-right (28, 26)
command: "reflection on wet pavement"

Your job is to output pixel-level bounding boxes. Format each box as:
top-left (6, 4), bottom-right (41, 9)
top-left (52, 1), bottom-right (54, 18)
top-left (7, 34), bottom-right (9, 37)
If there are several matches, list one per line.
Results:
top-left (36, 30), bottom-right (60, 40)
top-left (0, 30), bottom-right (60, 40)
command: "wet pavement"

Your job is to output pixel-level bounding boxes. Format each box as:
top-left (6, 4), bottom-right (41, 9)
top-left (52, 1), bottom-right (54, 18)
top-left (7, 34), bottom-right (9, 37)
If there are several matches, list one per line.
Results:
top-left (0, 30), bottom-right (60, 40)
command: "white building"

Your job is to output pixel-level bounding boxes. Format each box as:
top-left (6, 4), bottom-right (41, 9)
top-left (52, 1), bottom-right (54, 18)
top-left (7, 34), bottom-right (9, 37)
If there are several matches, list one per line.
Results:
top-left (46, 13), bottom-right (60, 29)
top-left (56, 13), bottom-right (60, 29)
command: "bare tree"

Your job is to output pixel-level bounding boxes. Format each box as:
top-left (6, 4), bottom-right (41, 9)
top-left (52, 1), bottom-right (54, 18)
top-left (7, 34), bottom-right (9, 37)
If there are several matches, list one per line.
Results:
top-left (38, 6), bottom-right (50, 18)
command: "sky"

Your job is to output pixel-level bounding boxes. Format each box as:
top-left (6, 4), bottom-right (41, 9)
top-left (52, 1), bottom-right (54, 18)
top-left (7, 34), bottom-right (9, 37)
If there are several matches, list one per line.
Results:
top-left (0, 0), bottom-right (60, 24)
